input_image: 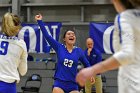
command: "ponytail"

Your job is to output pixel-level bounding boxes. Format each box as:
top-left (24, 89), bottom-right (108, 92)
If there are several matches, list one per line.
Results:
top-left (1, 12), bottom-right (21, 36)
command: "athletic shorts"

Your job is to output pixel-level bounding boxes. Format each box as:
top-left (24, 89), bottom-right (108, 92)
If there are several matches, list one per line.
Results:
top-left (53, 79), bottom-right (79, 93)
top-left (0, 81), bottom-right (16, 93)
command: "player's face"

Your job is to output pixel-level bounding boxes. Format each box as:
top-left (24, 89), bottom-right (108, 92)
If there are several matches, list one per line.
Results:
top-left (63, 31), bottom-right (76, 45)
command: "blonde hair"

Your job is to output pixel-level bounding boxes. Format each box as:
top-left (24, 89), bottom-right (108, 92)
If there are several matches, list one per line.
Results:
top-left (129, 0), bottom-right (140, 8)
top-left (2, 12), bottom-right (21, 36)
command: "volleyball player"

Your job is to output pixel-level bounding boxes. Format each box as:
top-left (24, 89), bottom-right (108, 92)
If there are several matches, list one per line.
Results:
top-left (76, 0), bottom-right (140, 93)
top-left (35, 14), bottom-right (90, 93)
top-left (0, 12), bottom-right (28, 93)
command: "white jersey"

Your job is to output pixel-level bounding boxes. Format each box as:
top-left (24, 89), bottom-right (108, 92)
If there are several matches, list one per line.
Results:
top-left (0, 35), bottom-right (28, 83)
top-left (113, 8), bottom-right (140, 93)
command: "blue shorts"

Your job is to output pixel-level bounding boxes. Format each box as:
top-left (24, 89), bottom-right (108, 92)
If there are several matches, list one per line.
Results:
top-left (0, 81), bottom-right (16, 93)
top-left (53, 79), bottom-right (79, 93)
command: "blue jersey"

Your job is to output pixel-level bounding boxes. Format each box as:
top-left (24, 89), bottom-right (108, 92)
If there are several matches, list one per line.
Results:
top-left (84, 48), bottom-right (102, 66)
top-left (37, 20), bottom-right (90, 83)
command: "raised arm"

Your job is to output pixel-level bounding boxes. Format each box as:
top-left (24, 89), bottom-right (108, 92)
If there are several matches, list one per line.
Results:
top-left (35, 14), bottom-right (60, 51)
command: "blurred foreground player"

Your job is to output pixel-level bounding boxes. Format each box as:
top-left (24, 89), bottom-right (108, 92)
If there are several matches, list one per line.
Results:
top-left (76, 0), bottom-right (140, 93)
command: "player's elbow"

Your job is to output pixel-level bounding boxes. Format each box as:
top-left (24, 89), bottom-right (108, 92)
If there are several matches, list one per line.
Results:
top-left (19, 70), bottom-right (27, 76)
top-left (19, 68), bottom-right (27, 76)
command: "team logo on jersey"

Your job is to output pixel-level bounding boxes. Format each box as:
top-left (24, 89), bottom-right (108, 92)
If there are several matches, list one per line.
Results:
top-left (92, 54), bottom-right (96, 57)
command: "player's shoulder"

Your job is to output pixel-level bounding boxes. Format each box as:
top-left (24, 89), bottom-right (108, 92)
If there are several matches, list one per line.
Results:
top-left (120, 9), bottom-right (140, 19)
top-left (16, 39), bottom-right (27, 51)
top-left (0, 35), bottom-right (27, 51)
top-left (115, 9), bottom-right (140, 25)
top-left (74, 46), bottom-right (83, 52)
top-left (73, 46), bottom-right (79, 49)
top-left (17, 39), bottom-right (26, 45)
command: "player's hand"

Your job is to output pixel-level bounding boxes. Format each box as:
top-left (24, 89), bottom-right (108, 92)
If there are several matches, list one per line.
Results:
top-left (76, 66), bottom-right (96, 87)
top-left (35, 14), bottom-right (42, 20)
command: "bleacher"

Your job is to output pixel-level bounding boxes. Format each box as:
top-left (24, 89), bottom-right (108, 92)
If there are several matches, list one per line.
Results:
top-left (17, 53), bottom-right (56, 93)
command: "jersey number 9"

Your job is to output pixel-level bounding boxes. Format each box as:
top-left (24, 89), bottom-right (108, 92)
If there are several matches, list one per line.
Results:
top-left (0, 41), bottom-right (9, 55)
